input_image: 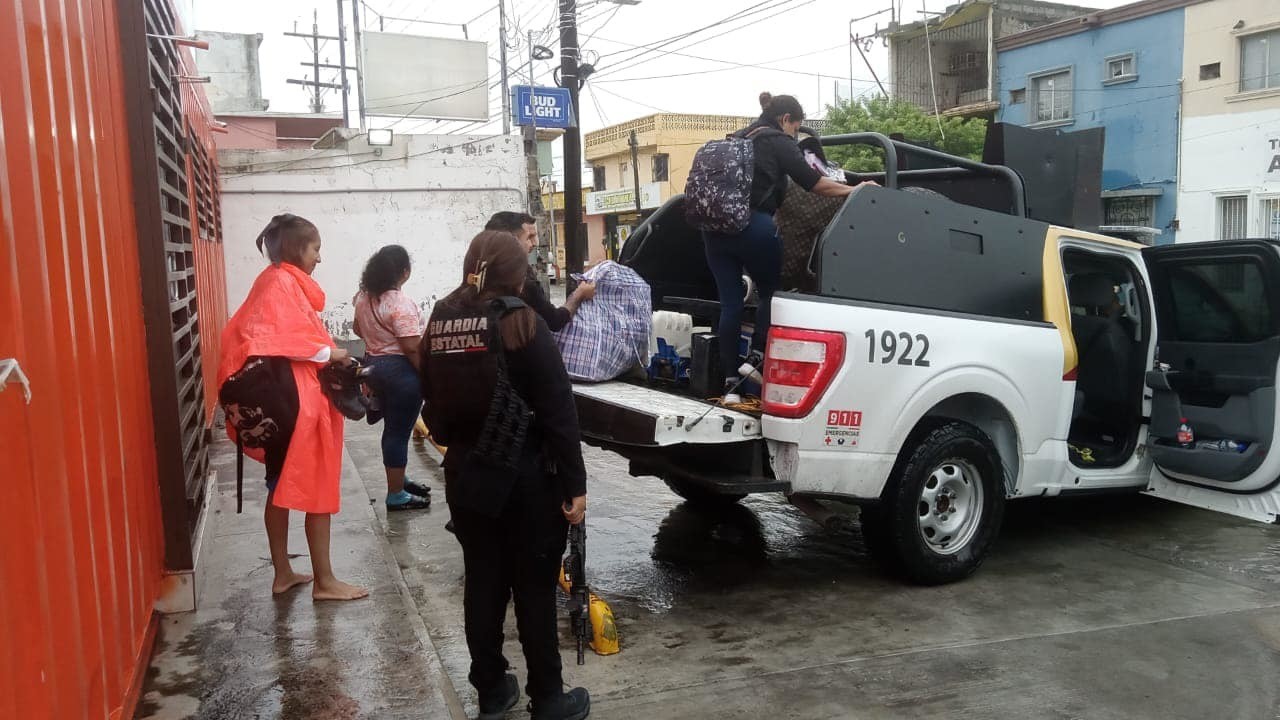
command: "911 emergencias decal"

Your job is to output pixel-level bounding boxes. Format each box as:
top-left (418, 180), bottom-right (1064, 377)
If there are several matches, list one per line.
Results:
top-left (824, 410), bottom-right (862, 447)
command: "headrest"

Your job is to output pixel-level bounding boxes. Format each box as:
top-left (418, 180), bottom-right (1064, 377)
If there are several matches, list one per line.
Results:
top-left (1069, 274), bottom-right (1117, 307)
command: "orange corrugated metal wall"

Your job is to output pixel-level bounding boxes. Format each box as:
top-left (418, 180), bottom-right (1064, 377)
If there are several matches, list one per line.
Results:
top-left (0, 0), bottom-right (224, 718)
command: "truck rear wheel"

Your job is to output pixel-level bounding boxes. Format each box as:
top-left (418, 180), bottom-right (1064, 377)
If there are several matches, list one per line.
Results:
top-left (868, 422), bottom-right (1005, 585)
top-left (662, 477), bottom-right (746, 509)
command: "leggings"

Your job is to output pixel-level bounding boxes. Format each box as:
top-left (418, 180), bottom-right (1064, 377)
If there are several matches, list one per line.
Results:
top-left (703, 210), bottom-right (782, 379)
top-left (366, 354), bottom-right (422, 469)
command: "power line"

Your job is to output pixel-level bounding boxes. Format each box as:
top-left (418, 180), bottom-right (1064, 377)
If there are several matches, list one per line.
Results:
top-left (597, 0), bottom-right (828, 81)
top-left (594, 0), bottom-right (782, 62)
top-left (590, 83), bottom-right (674, 114)
top-left (594, 41), bottom-right (850, 83)
top-left (221, 134), bottom-right (511, 178)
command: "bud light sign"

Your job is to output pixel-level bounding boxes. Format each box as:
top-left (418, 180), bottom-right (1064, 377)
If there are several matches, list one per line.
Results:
top-left (513, 85), bottom-right (574, 129)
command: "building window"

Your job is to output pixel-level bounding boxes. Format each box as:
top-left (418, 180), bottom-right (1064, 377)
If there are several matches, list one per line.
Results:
top-left (1263, 197), bottom-right (1280, 240)
top-left (1200, 62), bottom-right (1221, 80)
top-left (1103, 53), bottom-right (1137, 84)
top-left (1028, 67), bottom-right (1073, 125)
top-left (1218, 195), bottom-right (1248, 240)
top-left (619, 162), bottom-right (628, 186)
top-left (592, 165), bottom-right (606, 192)
top-left (1009, 88), bottom-right (1026, 104)
top-left (652, 153), bottom-right (669, 182)
top-left (1240, 29), bottom-right (1280, 92)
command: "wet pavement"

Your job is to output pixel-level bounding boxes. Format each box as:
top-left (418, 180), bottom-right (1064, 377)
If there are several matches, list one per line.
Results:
top-left (141, 417), bottom-right (1280, 719)
top-left (136, 433), bottom-right (463, 720)
top-left (345, 419), bottom-right (1280, 720)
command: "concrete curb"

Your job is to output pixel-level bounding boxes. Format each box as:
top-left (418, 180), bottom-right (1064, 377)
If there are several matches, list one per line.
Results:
top-left (344, 447), bottom-right (469, 720)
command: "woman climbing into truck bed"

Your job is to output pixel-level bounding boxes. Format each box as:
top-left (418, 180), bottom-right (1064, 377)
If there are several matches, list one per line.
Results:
top-left (704, 92), bottom-right (865, 404)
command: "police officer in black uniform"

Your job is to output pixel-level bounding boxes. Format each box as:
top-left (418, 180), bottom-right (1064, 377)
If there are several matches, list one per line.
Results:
top-left (420, 229), bottom-right (591, 720)
top-left (484, 211), bottom-right (595, 331)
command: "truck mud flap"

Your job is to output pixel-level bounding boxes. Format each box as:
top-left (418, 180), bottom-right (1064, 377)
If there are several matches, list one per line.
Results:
top-left (572, 381), bottom-right (763, 447)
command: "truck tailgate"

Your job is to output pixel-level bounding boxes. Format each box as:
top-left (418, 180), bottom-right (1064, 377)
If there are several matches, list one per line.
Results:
top-left (573, 382), bottom-right (762, 447)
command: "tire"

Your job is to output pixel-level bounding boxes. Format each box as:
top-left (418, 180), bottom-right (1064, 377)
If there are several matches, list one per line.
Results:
top-left (662, 477), bottom-right (746, 509)
top-left (870, 422), bottom-right (1006, 585)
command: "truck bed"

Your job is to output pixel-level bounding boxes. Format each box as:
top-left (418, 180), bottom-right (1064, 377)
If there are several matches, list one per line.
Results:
top-left (572, 381), bottom-right (762, 447)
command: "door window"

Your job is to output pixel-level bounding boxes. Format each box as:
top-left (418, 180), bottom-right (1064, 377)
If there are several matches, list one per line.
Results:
top-left (1165, 259), bottom-right (1275, 343)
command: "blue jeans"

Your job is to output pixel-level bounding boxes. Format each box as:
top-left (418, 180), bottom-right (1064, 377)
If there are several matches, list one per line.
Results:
top-left (366, 354), bottom-right (422, 469)
top-left (704, 210), bottom-right (781, 380)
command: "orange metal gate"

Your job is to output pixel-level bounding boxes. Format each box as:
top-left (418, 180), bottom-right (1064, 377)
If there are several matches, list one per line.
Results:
top-left (0, 0), bottom-right (226, 717)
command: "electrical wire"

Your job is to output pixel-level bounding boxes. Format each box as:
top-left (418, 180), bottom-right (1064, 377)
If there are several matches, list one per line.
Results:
top-left (590, 0), bottom-right (820, 80)
top-left (590, 83), bottom-right (674, 114)
top-left (920, 0), bottom-right (945, 140)
top-left (221, 133), bottom-right (512, 178)
top-left (593, 41), bottom-right (850, 83)
top-left (594, 0), bottom-right (781, 61)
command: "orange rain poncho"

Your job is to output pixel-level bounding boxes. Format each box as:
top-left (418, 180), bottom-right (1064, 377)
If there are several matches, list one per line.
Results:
top-left (218, 263), bottom-right (344, 514)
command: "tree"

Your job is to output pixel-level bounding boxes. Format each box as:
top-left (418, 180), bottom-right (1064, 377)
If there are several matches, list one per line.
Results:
top-left (821, 96), bottom-right (987, 172)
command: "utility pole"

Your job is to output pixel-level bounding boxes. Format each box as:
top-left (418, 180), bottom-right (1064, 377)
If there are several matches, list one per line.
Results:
top-left (499, 0), bottom-right (511, 135)
top-left (848, 19), bottom-right (855, 106)
top-left (523, 29), bottom-right (551, 293)
top-left (336, 0), bottom-right (350, 125)
top-left (309, 11), bottom-right (322, 112)
top-left (629, 129), bottom-right (642, 213)
top-left (352, 0), bottom-right (368, 131)
top-left (285, 12), bottom-right (344, 113)
top-left (560, 0), bottom-right (585, 279)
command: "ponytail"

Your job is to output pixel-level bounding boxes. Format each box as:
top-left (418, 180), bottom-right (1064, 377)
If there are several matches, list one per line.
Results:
top-left (757, 92), bottom-right (805, 128)
top-left (255, 213), bottom-right (319, 267)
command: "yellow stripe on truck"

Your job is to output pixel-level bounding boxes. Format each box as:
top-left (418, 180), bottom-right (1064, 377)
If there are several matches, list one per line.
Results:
top-left (1041, 229), bottom-right (1078, 378)
top-left (1041, 226), bottom-right (1143, 378)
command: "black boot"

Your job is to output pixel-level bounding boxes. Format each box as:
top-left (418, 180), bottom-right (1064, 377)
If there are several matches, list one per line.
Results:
top-left (477, 674), bottom-right (519, 720)
top-left (530, 687), bottom-right (590, 720)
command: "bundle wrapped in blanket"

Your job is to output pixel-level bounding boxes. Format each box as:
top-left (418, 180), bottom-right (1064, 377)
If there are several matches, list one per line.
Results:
top-left (554, 261), bottom-right (653, 382)
top-left (774, 181), bottom-right (846, 293)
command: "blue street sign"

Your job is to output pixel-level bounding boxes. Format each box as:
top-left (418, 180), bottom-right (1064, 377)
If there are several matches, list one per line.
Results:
top-left (513, 85), bottom-right (575, 129)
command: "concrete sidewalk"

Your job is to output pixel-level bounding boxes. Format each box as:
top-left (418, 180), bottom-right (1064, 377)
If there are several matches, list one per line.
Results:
top-left (136, 427), bottom-right (464, 720)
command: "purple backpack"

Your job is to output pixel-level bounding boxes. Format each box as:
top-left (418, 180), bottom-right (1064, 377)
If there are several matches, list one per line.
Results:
top-left (684, 127), bottom-right (780, 234)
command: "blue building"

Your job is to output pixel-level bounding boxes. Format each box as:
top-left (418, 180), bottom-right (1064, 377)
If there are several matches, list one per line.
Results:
top-left (995, 0), bottom-right (1203, 244)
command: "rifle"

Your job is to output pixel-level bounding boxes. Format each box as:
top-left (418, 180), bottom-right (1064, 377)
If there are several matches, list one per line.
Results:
top-left (563, 520), bottom-right (590, 665)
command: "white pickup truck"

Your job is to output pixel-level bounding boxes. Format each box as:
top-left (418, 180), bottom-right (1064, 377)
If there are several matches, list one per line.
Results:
top-left (574, 131), bottom-right (1280, 585)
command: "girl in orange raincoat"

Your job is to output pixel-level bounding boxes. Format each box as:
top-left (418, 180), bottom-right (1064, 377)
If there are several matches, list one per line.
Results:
top-left (218, 214), bottom-right (367, 601)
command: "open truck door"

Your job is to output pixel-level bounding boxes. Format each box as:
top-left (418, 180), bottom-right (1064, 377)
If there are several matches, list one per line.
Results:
top-left (1143, 240), bottom-right (1280, 524)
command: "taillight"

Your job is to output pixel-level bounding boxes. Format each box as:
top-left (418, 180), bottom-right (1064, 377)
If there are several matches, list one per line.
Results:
top-left (761, 326), bottom-right (846, 419)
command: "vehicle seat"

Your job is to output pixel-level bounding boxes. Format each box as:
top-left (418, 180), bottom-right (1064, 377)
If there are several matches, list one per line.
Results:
top-left (1068, 274), bottom-right (1132, 426)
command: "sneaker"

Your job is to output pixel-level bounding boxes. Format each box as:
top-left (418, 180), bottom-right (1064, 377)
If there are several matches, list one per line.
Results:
top-left (478, 674), bottom-right (520, 720)
top-left (530, 687), bottom-right (590, 720)
top-left (722, 378), bottom-right (742, 405)
top-left (737, 350), bottom-right (764, 384)
top-left (403, 479), bottom-right (432, 498)
top-left (386, 490), bottom-right (431, 511)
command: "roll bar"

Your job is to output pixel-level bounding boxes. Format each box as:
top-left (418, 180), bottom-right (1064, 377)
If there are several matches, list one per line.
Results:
top-left (808, 131), bottom-right (1028, 218)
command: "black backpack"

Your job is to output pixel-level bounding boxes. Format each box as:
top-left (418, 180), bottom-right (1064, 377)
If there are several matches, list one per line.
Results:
top-left (684, 126), bottom-right (780, 234)
top-left (220, 357), bottom-right (298, 513)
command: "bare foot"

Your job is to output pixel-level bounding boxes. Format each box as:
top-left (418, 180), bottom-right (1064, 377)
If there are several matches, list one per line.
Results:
top-left (312, 578), bottom-right (369, 601)
top-left (272, 571), bottom-right (314, 595)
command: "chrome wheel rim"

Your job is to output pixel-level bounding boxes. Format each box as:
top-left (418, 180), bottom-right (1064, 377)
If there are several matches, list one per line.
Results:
top-left (917, 459), bottom-right (984, 556)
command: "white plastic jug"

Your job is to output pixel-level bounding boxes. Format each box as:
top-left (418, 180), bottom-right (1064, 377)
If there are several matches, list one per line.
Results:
top-left (649, 311), bottom-right (694, 358)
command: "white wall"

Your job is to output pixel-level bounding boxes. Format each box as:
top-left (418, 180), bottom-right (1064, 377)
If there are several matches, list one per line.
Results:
top-left (1178, 109), bottom-right (1280, 243)
top-left (220, 133), bottom-right (526, 338)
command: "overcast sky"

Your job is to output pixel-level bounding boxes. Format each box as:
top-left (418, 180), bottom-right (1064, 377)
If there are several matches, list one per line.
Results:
top-left (191, 0), bottom-right (1130, 164)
